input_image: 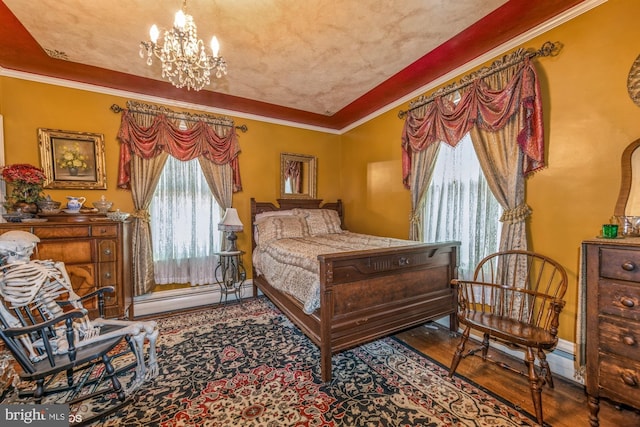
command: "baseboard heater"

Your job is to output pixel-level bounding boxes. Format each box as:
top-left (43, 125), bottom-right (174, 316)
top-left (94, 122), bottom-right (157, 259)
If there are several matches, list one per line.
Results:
top-left (133, 281), bottom-right (255, 317)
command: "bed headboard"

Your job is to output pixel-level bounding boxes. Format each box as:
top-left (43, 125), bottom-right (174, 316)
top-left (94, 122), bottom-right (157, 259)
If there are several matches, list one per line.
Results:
top-left (250, 198), bottom-right (344, 249)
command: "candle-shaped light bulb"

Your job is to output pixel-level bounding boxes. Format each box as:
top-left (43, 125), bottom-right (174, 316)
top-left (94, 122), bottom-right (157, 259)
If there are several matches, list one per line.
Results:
top-left (174, 9), bottom-right (186, 29)
top-left (149, 24), bottom-right (159, 43)
top-left (210, 36), bottom-right (220, 58)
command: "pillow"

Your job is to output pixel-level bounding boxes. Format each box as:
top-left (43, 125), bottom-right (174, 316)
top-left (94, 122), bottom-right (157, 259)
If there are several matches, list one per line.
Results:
top-left (254, 216), bottom-right (310, 245)
top-left (254, 210), bottom-right (299, 244)
top-left (254, 209), bottom-right (297, 223)
top-left (294, 208), bottom-right (343, 235)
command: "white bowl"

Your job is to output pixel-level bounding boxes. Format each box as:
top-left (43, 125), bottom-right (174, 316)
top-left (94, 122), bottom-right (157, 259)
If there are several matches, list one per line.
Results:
top-left (106, 211), bottom-right (130, 222)
top-left (92, 200), bottom-right (113, 214)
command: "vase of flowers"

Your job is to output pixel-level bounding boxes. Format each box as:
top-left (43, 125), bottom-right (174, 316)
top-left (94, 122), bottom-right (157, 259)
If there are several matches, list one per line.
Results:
top-left (57, 143), bottom-right (88, 176)
top-left (1, 163), bottom-right (46, 213)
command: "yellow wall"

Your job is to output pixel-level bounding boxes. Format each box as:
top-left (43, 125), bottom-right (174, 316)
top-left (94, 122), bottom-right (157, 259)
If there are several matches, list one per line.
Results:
top-left (340, 113), bottom-right (410, 238)
top-left (342, 0), bottom-right (640, 342)
top-left (1, 0), bottom-right (639, 343)
top-left (0, 78), bottom-right (341, 271)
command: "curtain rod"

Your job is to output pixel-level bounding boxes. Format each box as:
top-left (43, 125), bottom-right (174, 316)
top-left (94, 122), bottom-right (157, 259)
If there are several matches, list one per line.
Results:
top-left (110, 102), bottom-right (249, 133)
top-left (397, 41), bottom-right (562, 119)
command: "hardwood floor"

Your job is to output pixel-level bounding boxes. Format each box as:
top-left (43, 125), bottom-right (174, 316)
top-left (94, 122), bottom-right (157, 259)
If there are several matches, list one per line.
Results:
top-left (395, 323), bottom-right (640, 427)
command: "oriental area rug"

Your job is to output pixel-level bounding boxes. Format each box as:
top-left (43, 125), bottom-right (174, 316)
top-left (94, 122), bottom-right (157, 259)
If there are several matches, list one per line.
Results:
top-left (6, 298), bottom-right (541, 426)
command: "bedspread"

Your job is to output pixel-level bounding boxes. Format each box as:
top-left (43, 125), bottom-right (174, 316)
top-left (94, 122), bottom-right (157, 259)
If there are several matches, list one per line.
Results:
top-left (252, 232), bottom-right (417, 314)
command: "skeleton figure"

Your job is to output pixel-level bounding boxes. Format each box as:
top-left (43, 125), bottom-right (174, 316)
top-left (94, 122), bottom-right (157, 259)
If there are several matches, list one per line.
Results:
top-left (0, 230), bottom-right (159, 387)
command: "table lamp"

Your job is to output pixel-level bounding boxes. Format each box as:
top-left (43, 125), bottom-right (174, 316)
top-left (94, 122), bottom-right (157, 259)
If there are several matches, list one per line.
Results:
top-left (218, 208), bottom-right (243, 252)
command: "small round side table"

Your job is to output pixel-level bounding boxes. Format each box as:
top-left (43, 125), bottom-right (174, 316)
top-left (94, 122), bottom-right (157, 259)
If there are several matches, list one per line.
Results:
top-left (214, 251), bottom-right (246, 305)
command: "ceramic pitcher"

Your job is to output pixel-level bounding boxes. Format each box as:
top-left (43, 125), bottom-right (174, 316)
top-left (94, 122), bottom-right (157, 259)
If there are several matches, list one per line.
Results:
top-left (66, 196), bottom-right (86, 211)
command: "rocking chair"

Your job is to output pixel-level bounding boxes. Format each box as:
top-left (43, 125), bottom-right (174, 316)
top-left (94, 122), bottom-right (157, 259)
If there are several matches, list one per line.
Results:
top-left (0, 286), bottom-right (139, 425)
top-left (448, 250), bottom-right (567, 426)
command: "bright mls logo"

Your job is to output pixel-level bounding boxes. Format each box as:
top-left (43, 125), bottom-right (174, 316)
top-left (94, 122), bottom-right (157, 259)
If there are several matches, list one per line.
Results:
top-left (0, 404), bottom-right (73, 426)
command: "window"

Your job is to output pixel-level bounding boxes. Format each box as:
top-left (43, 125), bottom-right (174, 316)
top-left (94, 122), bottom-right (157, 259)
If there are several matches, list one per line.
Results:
top-left (150, 156), bottom-right (222, 285)
top-left (423, 134), bottom-right (501, 280)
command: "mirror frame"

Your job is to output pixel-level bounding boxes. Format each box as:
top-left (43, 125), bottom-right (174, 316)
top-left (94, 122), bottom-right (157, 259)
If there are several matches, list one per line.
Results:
top-left (615, 137), bottom-right (640, 216)
top-left (280, 152), bottom-right (317, 199)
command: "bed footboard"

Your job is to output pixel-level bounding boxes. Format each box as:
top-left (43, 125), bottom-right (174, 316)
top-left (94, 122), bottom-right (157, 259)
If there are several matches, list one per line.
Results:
top-left (317, 241), bottom-right (459, 381)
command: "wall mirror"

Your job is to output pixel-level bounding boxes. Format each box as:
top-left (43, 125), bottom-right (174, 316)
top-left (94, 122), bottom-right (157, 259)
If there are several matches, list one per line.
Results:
top-left (615, 137), bottom-right (640, 216)
top-left (280, 152), bottom-right (316, 199)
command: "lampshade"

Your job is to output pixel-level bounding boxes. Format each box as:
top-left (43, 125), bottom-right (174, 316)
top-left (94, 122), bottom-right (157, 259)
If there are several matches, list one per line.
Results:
top-left (218, 208), bottom-right (243, 232)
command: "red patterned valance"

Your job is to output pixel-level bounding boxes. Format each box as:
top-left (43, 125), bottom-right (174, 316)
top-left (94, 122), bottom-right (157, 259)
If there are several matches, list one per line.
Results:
top-left (116, 110), bottom-right (242, 191)
top-left (401, 57), bottom-right (544, 188)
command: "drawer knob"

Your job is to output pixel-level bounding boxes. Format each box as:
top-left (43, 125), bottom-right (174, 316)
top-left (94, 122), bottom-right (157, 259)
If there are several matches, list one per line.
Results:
top-left (103, 249), bottom-right (112, 255)
top-left (104, 272), bottom-right (112, 279)
top-left (623, 335), bottom-right (637, 346)
top-left (620, 297), bottom-right (636, 308)
top-left (621, 372), bottom-right (638, 387)
top-left (622, 261), bottom-right (636, 271)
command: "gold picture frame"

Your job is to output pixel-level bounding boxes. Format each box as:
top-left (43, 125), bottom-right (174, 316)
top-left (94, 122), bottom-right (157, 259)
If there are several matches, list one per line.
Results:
top-left (38, 128), bottom-right (107, 190)
top-left (280, 152), bottom-right (317, 199)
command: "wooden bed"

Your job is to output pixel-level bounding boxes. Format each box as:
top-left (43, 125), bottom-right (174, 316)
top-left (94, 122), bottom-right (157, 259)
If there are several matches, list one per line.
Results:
top-left (251, 198), bottom-right (460, 381)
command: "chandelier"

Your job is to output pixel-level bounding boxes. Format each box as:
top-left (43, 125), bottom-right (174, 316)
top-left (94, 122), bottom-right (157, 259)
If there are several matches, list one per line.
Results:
top-left (139, 0), bottom-right (227, 91)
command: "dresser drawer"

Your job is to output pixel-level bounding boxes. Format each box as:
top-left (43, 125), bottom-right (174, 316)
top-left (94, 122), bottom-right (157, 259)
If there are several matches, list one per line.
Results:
top-left (36, 240), bottom-right (93, 264)
top-left (599, 315), bottom-right (640, 360)
top-left (98, 262), bottom-right (117, 285)
top-left (33, 225), bottom-right (91, 239)
top-left (91, 224), bottom-right (118, 238)
top-left (97, 240), bottom-right (117, 262)
top-left (599, 280), bottom-right (640, 321)
top-left (598, 353), bottom-right (640, 407)
top-left (97, 261), bottom-right (118, 305)
top-left (600, 247), bottom-right (640, 282)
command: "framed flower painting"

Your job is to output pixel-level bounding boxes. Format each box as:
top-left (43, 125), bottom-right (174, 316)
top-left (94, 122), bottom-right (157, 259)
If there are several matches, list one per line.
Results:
top-left (38, 128), bottom-right (107, 190)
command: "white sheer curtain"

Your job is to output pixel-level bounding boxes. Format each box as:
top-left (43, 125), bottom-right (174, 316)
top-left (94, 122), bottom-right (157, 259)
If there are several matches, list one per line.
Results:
top-left (150, 155), bottom-right (222, 285)
top-left (423, 134), bottom-right (501, 280)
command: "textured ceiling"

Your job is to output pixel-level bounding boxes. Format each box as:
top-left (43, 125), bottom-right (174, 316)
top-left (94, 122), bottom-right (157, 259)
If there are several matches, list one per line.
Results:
top-left (0, 0), bottom-right (586, 129)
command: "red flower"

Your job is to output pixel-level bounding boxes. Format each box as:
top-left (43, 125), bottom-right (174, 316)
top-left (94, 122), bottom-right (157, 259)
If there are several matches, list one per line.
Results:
top-left (1, 163), bottom-right (46, 205)
top-left (1, 163), bottom-right (46, 185)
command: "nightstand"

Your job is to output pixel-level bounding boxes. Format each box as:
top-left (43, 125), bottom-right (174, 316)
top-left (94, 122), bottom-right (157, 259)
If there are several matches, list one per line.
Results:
top-left (214, 251), bottom-right (246, 304)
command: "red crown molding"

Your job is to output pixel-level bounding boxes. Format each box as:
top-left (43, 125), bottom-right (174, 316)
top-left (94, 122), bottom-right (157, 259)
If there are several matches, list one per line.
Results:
top-left (330, 0), bottom-right (585, 129)
top-left (0, 0), bottom-right (585, 130)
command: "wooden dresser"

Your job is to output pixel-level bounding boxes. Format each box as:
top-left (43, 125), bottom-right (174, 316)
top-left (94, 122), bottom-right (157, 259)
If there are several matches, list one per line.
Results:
top-left (583, 238), bottom-right (640, 426)
top-left (0, 214), bottom-right (133, 319)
